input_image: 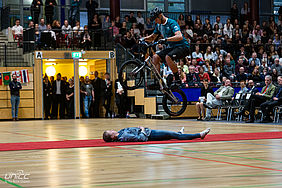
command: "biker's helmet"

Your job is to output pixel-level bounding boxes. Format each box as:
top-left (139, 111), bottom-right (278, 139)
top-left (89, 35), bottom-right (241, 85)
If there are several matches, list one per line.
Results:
top-left (150, 7), bottom-right (163, 22)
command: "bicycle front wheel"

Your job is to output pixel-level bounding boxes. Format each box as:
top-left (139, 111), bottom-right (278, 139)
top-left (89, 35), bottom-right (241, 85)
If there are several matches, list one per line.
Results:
top-left (118, 60), bottom-right (144, 90)
top-left (162, 88), bottom-right (187, 116)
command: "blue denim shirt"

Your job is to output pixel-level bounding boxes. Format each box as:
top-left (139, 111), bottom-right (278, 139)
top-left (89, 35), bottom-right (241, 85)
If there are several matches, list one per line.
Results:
top-left (117, 127), bottom-right (152, 142)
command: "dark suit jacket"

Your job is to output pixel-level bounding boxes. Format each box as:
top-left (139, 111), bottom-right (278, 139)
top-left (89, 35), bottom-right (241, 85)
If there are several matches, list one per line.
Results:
top-left (248, 86), bottom-right (259, 95)
top-left (104, 79), bottom-right (113, 97)
top-left (186, 73), bottom-right (200, 86)
top-left (45, 0), bottom-right (57, 14)
top-left (31, 0), bottom-right (43, 12)
top-left (52, 80), bottom-right (66, 95)
top-left (92, 77), bottom-right (104, 98)
top-left (272, 86), bottom-right (282, 103)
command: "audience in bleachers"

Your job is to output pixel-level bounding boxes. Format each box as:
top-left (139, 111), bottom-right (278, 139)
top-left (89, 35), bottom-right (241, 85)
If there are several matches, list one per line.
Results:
top-left (14, 5), bottom-right (282, 122)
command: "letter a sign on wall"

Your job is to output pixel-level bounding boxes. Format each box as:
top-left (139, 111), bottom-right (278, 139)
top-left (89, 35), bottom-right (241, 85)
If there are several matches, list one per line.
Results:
top-left (36, 51), bottom-right (43, 59)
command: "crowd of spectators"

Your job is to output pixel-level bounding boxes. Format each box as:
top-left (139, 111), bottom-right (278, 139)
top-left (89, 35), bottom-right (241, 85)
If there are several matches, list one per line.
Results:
top-left (43, 72), bottom-right (130, 119)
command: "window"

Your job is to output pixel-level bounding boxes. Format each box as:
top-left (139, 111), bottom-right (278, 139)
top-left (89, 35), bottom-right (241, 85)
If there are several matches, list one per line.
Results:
top-left (147, 0), bottom-right (186, 12)
top-left (168, 2), bottom-right (185, 12)
top-left (274, 0), bottom-right (282, 15)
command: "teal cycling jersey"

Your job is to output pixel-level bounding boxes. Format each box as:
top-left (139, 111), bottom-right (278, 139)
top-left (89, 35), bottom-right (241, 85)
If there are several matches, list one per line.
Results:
top-left (153, 18), bottom-right (189, 48)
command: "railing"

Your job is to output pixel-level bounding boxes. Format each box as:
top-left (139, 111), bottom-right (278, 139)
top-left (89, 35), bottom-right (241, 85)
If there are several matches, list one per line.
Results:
top-left (21, 28), bottom-right (114, 51)
top-left (0, 42), bottom-right (34, 67)
top-left (115, 43), bottom-right (135, 73)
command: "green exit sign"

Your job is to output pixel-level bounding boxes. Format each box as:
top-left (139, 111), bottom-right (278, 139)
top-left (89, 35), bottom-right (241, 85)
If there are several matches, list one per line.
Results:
top-left (72, 52), bottom-right (82, 59)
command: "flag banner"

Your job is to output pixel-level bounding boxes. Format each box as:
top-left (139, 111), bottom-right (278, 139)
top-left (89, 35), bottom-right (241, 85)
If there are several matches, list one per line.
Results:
top-left (3, 72), bottom-right (11, 85)
top-left (12, 71), bottom-right (22, 83)
top-left (0, 73), bottom-right (2, 85)
top-left (20, 69), bottom-right (29, 83)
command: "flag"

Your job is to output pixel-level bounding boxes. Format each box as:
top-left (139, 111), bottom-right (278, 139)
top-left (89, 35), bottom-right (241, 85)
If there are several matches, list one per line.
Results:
top-left (3, 72), bottom-right (11, 85)
top-left (12, 70), bottom-right (22, 83)
top-left (0, 73), bottom-right (2, 85)
top-left (20, 69), bottom-right (29, 83)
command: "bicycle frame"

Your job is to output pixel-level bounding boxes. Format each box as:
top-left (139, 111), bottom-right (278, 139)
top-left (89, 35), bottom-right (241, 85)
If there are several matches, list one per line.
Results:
top-left (143, 56), bottom-right (180, 104)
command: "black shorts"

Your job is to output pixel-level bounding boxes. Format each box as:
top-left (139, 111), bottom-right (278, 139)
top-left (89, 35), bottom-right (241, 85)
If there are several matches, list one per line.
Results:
top-left (156, 46), bottom-right (190, 62)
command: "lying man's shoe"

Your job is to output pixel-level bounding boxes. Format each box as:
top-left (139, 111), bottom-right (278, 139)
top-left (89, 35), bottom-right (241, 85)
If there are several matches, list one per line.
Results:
top-left (200, 128), bottom-right (211, 139)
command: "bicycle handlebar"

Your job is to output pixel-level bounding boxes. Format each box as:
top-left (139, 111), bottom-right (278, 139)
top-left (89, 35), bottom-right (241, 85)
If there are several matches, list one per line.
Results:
top-left (138, 40), bottom-right (161, 48)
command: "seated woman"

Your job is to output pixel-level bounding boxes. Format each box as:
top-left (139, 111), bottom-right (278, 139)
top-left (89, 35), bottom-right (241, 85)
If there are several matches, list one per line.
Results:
top-left (103, 127), bottom-right (210, 142)
top-left (198, 66), bottom-right (211, 83)
top-left (80, 26), bottom-right (92, 50)
top-left (195, 79), bottom-right (214, 120)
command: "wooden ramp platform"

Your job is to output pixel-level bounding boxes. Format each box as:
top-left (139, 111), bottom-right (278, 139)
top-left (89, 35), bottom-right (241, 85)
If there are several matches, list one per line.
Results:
top-left (0, 119), bottom-right (281, 188)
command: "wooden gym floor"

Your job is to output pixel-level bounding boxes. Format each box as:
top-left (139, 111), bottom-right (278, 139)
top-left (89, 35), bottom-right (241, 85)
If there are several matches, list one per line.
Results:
top-left (0, 119), bottom-right (282, 188)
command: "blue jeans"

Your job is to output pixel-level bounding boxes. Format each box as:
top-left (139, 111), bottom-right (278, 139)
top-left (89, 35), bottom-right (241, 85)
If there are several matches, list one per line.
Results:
top-left (148, 130), bottom-right (201, 141)
top-left (84, 95), bottom-right (92, 118)
top-left (11, 95), bottom-right (20, 118)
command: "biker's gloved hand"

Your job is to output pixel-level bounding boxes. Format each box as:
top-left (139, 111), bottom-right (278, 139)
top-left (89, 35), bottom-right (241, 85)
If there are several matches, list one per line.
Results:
top-left (158, 38), bottom-right (167, 44)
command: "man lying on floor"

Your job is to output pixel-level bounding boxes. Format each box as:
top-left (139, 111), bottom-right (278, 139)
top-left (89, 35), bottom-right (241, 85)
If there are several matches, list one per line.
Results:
top-left (103, 127), bottom-right (210, 142)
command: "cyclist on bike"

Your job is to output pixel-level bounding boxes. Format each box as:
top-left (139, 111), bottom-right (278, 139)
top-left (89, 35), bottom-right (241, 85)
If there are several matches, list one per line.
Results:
top-left (142, 7), bottom-right (190, 85)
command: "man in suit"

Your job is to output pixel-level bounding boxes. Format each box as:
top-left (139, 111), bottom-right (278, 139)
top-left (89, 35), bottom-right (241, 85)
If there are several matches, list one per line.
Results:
top-left (51, 73), bottom-right (66, 119)
top-left (91, 71), bottom-right (103, 118)
top-left (103, 73), bottom-right (113, 118)
top-left (237, 75), bottom-right (276, 123)
top-left (260, 76), bottom-right (282, 122)
top-left (186, 65), bottom-right (200, 87)
top-left (247, 79), bottom-right (259, 94)
top-left (203, 79), bottom-right (234, 121)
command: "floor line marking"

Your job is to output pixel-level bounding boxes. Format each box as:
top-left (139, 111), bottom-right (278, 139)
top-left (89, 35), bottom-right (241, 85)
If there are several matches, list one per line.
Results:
top-left (148, 145), bottom-right (282, 164)
top-left (111, 146), bottom-right (282, 172)
top-left (225, 141), bottom-right (282, 148)
top-left (59, 173), bottom-right (282, 187)
top-left (0, 177), bottom-right (23, 188)
top-left (1, 131), bottom-right (67, 141)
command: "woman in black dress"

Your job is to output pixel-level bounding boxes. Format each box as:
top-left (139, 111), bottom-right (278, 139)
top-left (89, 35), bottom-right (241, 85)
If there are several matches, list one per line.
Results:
top-left (195, 79), bottom-right (214, 120)
top-left (66, 78), bottom-right (75, 119)
top-left (43, 76), bottom-right (52, 119)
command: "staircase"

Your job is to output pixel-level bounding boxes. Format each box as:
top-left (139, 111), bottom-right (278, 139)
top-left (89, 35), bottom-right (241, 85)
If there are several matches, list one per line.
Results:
top-left (0, 31), bottom-right (29, 67)
top-left (144, 78), bottom-right (170, 119)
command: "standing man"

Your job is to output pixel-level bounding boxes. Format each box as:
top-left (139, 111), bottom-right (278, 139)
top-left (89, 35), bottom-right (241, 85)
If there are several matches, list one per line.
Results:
top-left (86, 0), bottom-right (98, 26)
top-left (142, 7), bottom-right (190, 85)
top-left (81, 76), bottom-right (94, 118)
top-left (43, 76), bottom-right (52, 119)
top-left (91, 71), bottom-right (103, 118)
top-left (9, 74), bottom-right (22, 121)
top-left (69, 0), bottom-right (81, 27)
top-left (45, 0), bottom-right (57, 24)
top-left (51, 73), bottom-right (66, 119)
top-left (31, 0), bottom-right (43, 24)
top-left (103, 73), bottom-right (112, 118)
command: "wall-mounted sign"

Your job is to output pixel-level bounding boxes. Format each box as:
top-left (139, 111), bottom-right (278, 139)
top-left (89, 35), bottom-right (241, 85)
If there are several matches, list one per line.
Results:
top-left (36, 51), bottom-right (43, 59)
top-left (72, 52), bottom-right (82, 59)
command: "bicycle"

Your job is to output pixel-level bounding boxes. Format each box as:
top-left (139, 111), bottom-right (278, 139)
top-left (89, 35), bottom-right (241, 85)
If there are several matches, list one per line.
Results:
top-left (118, 40), bottom-right (188, 116)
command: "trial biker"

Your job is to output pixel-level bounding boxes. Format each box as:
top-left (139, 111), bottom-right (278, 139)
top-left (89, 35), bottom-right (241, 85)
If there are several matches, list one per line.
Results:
top-left (140, 7), bottom-right (190, 85)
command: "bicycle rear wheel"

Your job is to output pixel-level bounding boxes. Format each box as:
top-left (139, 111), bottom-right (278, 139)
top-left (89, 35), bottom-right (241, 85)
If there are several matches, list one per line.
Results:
top-left (162, 88), bottom-right (187, 116)
top-left (118, 60), bottom-right (144, 90)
